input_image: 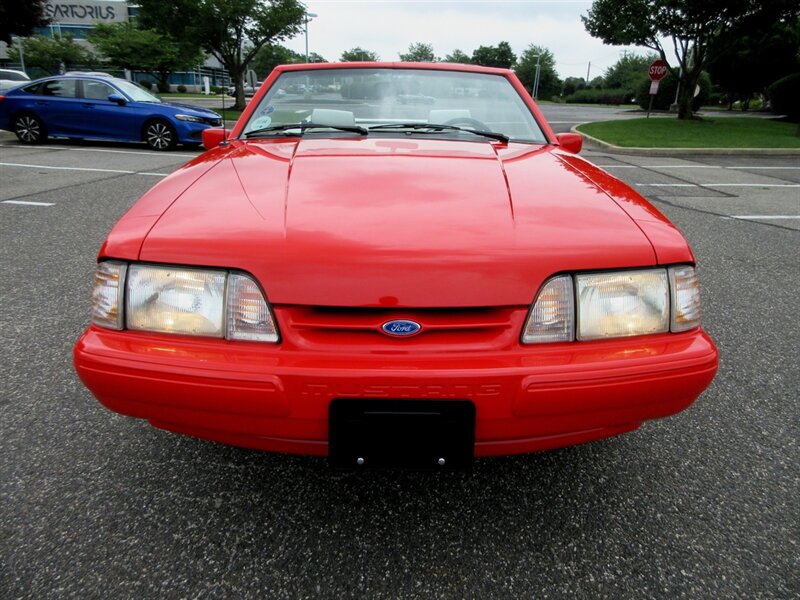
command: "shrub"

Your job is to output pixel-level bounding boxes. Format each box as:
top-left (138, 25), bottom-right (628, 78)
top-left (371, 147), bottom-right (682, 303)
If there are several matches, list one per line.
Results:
top-left (767, 73), bottom-right (800, 120)
top-left (210, 85), bottom-right (224, 94)
top-left (176, 84), bottom-right (187, 93)
top-left (157, 81), bottom-right (170, 93)
top-left (565, 88), bottom-right (634, 105)
top-left (139, 79), bottom-right (153, 90)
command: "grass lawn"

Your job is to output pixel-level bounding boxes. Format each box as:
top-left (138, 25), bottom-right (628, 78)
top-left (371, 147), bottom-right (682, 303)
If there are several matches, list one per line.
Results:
top-left (576, 117), bottom-right (800, 148)
top-left (216, 108), bottom-right (243, 122)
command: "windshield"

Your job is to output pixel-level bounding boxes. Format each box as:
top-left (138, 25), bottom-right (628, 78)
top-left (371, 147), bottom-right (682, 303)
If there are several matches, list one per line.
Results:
top-left (0, 70), bottom-right (29, 81)
top-left (242, 68), bottom-right (547, 143)
top-left (114, 79), bottom-right (162, 103)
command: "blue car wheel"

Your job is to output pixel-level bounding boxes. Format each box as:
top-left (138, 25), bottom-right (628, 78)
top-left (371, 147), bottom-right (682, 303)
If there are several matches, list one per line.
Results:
top-left (14, 113), bottom-right (47, 144)
top-left (144, 119), bottom-right (177, 151)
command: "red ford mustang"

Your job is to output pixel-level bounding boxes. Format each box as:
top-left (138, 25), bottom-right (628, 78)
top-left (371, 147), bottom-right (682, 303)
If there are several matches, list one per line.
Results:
top-left (74, 63), bottom-right (718, 468)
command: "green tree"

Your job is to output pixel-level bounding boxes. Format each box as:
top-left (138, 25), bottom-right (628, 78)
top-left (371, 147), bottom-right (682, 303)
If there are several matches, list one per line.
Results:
top-left (561, 76), bottom-right (586, 96)
top-left (444, 49), bottom-right (471, 64)
top-left (340, 47), bottom-right (379, 62)
top-left (515, 45), bottom-right (560, 100)
top-left (706, 18), bottom-right (800, 110)
top-left (603, 50), bottom-right (656, 99)
top-left (9, 34), bottom-right (96, 73)
top-left (583, 0), bottom-right (798, 119)
top-left (251, 43), bottom-right (301, 75)
top-left (399, 42), bottom-right (436, 62)
top-left (471, 42), bottom-right (516, 69)
top-left (135, 0), bottom-right (306, 109)
top-left (0, 0), bottom-right (49, 45)
top-left (89, 23), bottom-right (203, 91)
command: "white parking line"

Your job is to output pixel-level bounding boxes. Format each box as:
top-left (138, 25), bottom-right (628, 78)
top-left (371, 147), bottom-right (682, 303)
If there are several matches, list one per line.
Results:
top-left (2, 200), bottom-right (55, 206)
top-left (0, 144), bottom-right (198, 158)
top-left (0, 162), bottom-right (168, 177)
top-left (599, 165), bottom-right (800, 170)
top-left (636, 183), bottom-right (800, 188)
top-left (730, 215), bottom-right (800, 220)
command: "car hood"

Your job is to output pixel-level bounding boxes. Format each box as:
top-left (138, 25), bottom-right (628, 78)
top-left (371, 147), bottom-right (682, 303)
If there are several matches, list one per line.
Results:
top-left (135, 138), bottom-right (681, 307)
top-left (160, 101), bottom-right (221, 118)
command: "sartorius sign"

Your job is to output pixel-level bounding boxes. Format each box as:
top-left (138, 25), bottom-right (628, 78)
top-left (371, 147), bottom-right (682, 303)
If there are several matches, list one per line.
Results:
top-left (44, 1), bottom-right (129, 25)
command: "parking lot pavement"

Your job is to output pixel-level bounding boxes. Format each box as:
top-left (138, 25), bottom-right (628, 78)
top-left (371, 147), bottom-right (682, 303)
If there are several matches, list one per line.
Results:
top-left (583, 151), bottom-right (800, 231)
top-left (1, 139), bottom-right (798, 599)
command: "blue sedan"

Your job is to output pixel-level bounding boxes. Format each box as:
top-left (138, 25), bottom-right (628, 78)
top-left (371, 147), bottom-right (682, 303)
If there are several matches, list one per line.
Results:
top-left (0, 75), bottom-right (222, 150)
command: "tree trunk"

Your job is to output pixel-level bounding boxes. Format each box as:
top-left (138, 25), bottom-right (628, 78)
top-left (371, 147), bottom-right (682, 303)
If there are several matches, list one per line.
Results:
top-left (233, 76), bottom-right (246, 110)
top-left (677, 69), bottom-right (702, 120)
top-left (222, 53), bottom-right (247, 111)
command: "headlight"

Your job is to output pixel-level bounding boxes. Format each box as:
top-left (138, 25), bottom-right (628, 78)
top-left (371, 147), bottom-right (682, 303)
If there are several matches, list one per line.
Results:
top-left (669, 265), bottom-right (701, 332)
top-left (91, 261), bottom-right (127, 330)
top-left (576, 269), bottom-right (669, 340)
top-left (89, 262), bottom-right (280, 342)
top-left (521, 275), bottom-right (574, 343)
top-left (175, 114), bottom-right (203, 123)
top-left (127, 265), bottom-right (226, 337)
top-left (523, 268), bottom-right (690, 343)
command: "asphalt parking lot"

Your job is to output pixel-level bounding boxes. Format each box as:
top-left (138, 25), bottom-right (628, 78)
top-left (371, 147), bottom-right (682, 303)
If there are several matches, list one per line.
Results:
top-left (1, 132), bottom-right (798, 599)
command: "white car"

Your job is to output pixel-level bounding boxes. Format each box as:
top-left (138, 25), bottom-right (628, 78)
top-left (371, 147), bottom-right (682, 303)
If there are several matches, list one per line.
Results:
top-left (0, 69), bottom-right (30, 92)
top-left (227, 81), bottom-right (263, 98)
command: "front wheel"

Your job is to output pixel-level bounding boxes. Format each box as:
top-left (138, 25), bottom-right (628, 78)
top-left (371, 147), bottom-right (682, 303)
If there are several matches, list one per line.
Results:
top-left (14, 113), bottom-right (47, 144)
top-left (144, 119), bottom-right (177, 151)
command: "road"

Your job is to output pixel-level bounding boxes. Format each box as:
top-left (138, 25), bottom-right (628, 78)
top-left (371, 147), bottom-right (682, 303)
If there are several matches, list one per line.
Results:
top-left (1, 131), bottom-right (798, 599)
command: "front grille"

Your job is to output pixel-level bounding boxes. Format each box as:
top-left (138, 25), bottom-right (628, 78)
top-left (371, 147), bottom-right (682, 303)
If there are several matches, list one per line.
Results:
top-left (275, 306), bottom-right (528, 352)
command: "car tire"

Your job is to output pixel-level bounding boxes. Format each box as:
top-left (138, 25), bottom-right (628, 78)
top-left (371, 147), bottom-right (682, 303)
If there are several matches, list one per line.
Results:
top-left (13, 113), bottom-right (47, 144)
top-left (144, 119), bottom-right (177, 151)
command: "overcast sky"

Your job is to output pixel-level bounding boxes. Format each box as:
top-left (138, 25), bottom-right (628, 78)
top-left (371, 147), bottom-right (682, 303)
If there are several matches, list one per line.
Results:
top-left (281, 0), bottom-right (649, 80)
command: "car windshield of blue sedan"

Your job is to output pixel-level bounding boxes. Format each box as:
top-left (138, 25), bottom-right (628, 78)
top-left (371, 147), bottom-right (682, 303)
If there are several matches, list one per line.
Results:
top-left (114, 79), bottom-right (162, 103)
top-left (242, 68), bottom-right (547, 143)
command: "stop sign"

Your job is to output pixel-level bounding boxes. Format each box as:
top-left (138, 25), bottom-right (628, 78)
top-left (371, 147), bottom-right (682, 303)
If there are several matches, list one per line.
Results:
top-left (649, 60), bottom-right (668, 82)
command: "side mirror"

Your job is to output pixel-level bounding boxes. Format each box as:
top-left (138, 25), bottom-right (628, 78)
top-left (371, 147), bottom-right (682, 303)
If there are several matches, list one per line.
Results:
top-left (202, 127), bottom-right (230, 150)
top-left (107, 94), bottom-right (127, 105)
top-left (555, 133), bottom-right (582, 154)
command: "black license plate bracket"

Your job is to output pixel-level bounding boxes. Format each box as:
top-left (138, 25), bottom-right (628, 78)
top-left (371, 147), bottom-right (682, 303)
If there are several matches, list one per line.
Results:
top-left (329, 399), bottom-right (475, 469)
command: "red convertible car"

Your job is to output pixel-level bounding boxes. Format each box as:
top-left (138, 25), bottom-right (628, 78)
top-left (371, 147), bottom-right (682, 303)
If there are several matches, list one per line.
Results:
top-left (74, 63), bottom-right (718, 468)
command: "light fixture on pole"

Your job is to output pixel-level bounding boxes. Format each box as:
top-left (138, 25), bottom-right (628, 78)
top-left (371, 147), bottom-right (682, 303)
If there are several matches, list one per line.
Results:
top-left (304, 12), bottom-right (318, 63)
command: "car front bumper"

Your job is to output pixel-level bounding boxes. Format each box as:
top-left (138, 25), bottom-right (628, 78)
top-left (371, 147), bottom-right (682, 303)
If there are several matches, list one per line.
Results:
top-left (173, 120), bottom-right (216, 143)
top-left (73, 326), bottom-right (718, 457)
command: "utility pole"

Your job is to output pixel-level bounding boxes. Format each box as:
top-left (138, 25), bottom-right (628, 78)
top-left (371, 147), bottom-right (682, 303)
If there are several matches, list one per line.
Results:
top-left (586, 61), bottom-right (591, 84)
top-left (532, 54), bottom-right (541, 99)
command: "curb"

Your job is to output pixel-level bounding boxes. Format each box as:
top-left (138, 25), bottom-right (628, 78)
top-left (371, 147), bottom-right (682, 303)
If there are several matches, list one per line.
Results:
top-left (571, 123), bottom-right (800, 156)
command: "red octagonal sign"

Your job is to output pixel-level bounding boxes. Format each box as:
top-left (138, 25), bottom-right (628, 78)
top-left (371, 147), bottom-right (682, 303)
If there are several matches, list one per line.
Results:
top-left (649, 60), bottom-right (668, 82)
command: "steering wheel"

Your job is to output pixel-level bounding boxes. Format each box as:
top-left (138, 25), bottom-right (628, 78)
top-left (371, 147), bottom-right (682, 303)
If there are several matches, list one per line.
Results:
top-left (443, 117), bottom-right (491, 131)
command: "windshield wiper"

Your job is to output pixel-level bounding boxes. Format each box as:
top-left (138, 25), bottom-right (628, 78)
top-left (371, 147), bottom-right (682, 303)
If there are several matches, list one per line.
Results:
top-left (368, 123), bottom-right (509, 143)
top-left (244, 122), bottom-right (368, 138)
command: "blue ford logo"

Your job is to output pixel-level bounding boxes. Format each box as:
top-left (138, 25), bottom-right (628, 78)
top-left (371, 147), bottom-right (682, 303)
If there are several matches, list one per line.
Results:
top-left (381, 320), bottom-right (422, 337)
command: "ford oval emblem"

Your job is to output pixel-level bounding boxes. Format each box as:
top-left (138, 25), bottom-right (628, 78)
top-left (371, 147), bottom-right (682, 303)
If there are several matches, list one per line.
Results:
top-left (381, 320), bottom-right (422, 337)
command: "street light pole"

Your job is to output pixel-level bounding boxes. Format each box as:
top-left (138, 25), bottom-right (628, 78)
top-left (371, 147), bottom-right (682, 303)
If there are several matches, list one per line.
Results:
top-left (530, 55), bottom-right (541, 99)
top-left (304, 12), bottom-right (318, 63)
top-left (15, 37), bottom-right (26, 74)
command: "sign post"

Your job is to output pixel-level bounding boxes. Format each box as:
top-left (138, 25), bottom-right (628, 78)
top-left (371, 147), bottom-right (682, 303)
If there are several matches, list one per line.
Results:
top-left (647, 59), bottom-right (668, 119)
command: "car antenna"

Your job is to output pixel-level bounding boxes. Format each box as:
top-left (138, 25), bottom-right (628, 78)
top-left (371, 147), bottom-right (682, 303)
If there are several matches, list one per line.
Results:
top-left (221, 75), bottom-right (228, 143)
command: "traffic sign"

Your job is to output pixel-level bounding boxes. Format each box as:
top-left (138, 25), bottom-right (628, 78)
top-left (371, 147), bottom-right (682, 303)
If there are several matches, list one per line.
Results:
top-left (649, 60), bottom-right (668, 82)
